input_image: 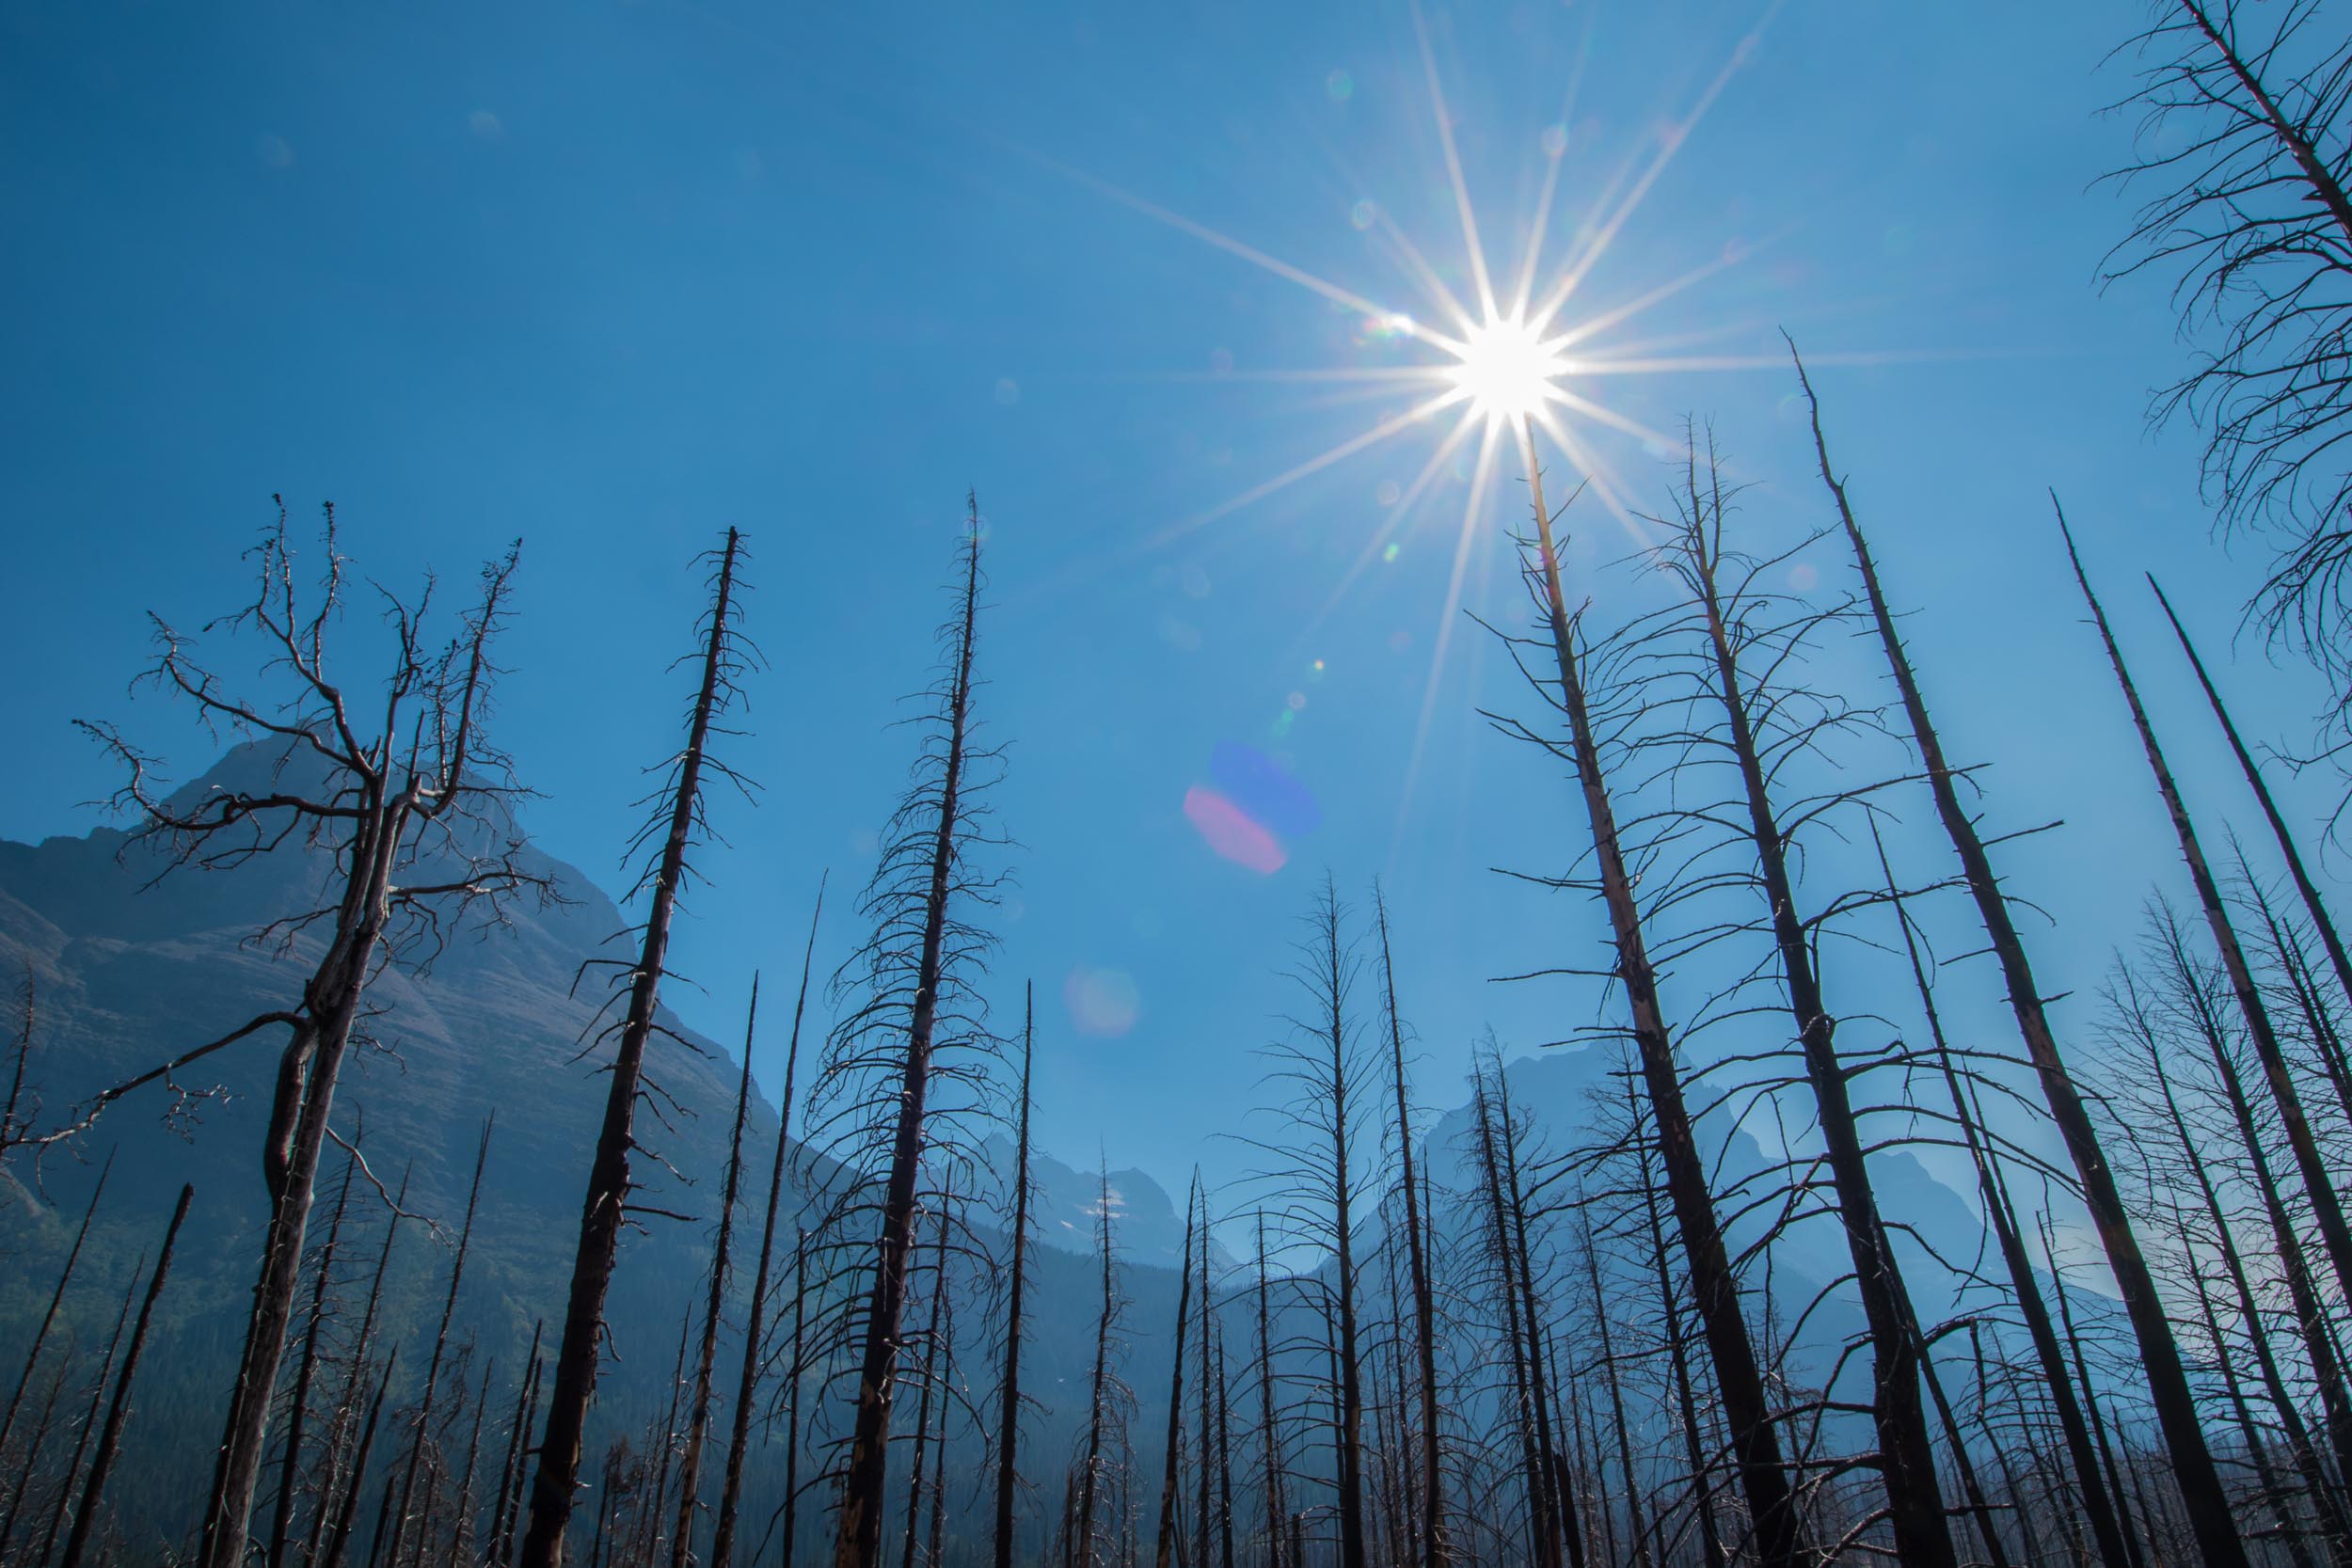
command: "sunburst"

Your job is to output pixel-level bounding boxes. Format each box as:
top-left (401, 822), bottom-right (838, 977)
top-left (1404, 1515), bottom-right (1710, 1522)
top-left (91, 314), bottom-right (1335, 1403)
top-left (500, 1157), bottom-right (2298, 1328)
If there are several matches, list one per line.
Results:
top-left (1030, 5), bottom-right (1814, 826)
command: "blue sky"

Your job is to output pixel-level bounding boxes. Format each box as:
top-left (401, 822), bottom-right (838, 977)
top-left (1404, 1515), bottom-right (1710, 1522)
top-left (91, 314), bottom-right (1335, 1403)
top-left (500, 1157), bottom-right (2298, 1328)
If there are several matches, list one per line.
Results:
top-left (3, 0), bottom-right (2340, 1206)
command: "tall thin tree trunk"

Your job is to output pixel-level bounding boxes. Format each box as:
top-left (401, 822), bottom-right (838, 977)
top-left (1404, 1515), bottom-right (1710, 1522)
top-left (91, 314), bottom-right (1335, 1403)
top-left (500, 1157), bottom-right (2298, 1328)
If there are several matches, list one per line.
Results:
top-left (1196, 1189), bottom-right (1216, 1568)
top-left (1579, 1215), bottom-right (1646, 1568)
top-left (39, 1258), bottom-right (138, 1567)
top-left (1633, 1093), bottom-right (1719, 1568)
top-left (1792, 352), bottom-right (2243, 1568)
top-left (672, 982), bottom-right (764, 1568)
top-left (1304, 890), bottom-right (1365, 1568)
top-left (2150, 922), bottom-right (2352, 1540)
top-left (2152, 578), bottom-right (2352, 1021)
top-left (783, 1226), bottom-right (810, 1568)
top-left (832, 518), bottom-right (984, 1568)
top-left (992, 984), bottom-right (1036, 1568)
top-left (0, 1152), bottom-right (111, 1475)
top-left (59, 1183), bottom-right (193, 1568)
top-left (713, 885), bottom-right (821, 1568)
top-left (2042, 1212), bottom-right (2148, 1568)
top-left (1254, 1212), bottom-right (1285, 1568)
top-left (1373, 893), bottom-right (1446, 1568)
top-left (1216, 1322), bottom-right (1235, 1568)
top-left (310, 1170), bottom-right (411, 1568)
top-left (325, 1354), bottom-right (399, 1568)
top-left (1153, 1177), bottom-right (1197, 1568)
top-left (446, 1359), bottom-right (496, 1567)
top-left (523, 527), bottom-right (744, 1568)
top-left (270, 1148), bottom-right (358, 1568)
top-left (1496, 1078), bottom-right (1571, 1568)
top-left (2061, 507), bottom-right (2352, 1311)
top-left (1078, 1167), bottom-right (1120, 1568)
top-left (391, 1119), bottom-right (495, 1568)
top-left (1877, 827), bottom-right (2135, 1568)
top-left (898, 1191), bottom-right (953, 1568)
top-left (1510, 416), bottom-right (1804, 1568)
top-left (1675, 462), bottom-right (1952, 1567)
top-left (1470, 1074), bottom-right (1555, 1568)
top-left (490, 1324), bottom-right (545, 1568)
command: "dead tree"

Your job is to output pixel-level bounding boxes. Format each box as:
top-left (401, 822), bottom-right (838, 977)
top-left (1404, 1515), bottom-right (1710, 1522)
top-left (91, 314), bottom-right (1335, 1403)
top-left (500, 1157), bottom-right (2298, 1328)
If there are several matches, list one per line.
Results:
top-left (1152, 1176), bottom-right (1198, 1568)
top-left (1485, 419), bottom-right (1804, 1568)
top-left (309, 1166), bottom-right (412, 1568)
top-left (523, 526), bottom-right (753, 1567)
top-left (2152, 578), bottom-right (2352, 1008)
top-left (0, 1151), bottom-right (110, 1499)
top-left (813, 504), bottom-right (1004, 1568)
top-left (670, 980), bottom-right (765, 1568)
top-left (2103, 0), bottom-right (2352, 703)
top-left (1465, 1065), bottom-right (1564, 1568)
top-left (1632, 1093), bottom-right (1724, 1568)
top-left (2062, 505), bottom-right (2352, 1322)
top-left (1875, 826), bottom-right (2136, 1568)
top-left (489, 1323), bottom-right (546, 1568)
top-left (57, 1182), bottom-right (194, 1568)
top-left (37, 1249), bottom-right (140, 1567)
top-left (1240, 881), bottom-right (1368, 1568)
top-left (713, 885), bottom-right (823, 1568)
top-left (2112, 944), bottom-right (2352, 1558)
top-left (390, 1117), bottom-right (496, 1567)
top-left (1791, 349), bottom-right (2248, 1568)
top-left (1640, 432), bottom-right (1954, 1566)
top-left (325, 1353), bottom-right (398, 1568)
top-left (898, 1180), bottom-right (955, 1568)
top-left (1372, 890), bottom-right (1448, 1568)
top-left (267, 1140), bottom-right (360, 1568)
top-left (992, 983), bottom-right (1037, 1568)
top-left (1076, 1164), bottom-right (1133, 1568)
top-left (48, 509), bottom-right (534, 1568)
top-left (1252, 1211), bottom-right (1287, 1568)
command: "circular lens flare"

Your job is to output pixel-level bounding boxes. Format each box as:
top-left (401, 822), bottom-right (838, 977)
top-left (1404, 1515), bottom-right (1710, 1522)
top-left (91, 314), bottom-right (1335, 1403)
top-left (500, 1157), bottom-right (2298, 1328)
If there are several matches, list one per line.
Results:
top-left (1446, 314), bottom-right (1565, 420)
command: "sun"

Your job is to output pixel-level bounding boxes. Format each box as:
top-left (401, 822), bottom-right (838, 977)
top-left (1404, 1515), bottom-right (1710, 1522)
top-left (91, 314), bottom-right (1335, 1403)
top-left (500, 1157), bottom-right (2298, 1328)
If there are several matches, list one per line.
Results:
top-left (1446, 314), bottom-right (1567, 423)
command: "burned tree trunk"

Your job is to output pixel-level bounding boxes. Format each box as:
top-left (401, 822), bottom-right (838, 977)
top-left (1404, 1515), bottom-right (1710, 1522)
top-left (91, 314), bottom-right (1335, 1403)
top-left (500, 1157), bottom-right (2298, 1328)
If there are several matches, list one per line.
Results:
top-left (0, 1152), bottom-right (110, 1502)
top-left (268, 1144), bottom-right (358, 1568)
top-left (2061, 507), bottom-right (2352, 1312)
top-left (1152, 1179), bottom-right (1196, 1568)
top-left (1661, 437), bottom-right (1953, 1568)
top-left (713, 888), bottom-right (820, 1568)
top-left (1879, 829), bottom-right (2134, 1568)
top-left (325, 1354), bottom-right (400, 1568)
top-left (2152, 579), bottom-right (2352, 1015)
top-left (1505, 418), bottom-right (1804, 1568)
top-left (390, 1118), bottom-right (495, 1568)
top-left (490, 1323), bottom-right (546, 1568)
top-left (1792, 353), bottom-right (2245, 1568)
top-left (898, 1188), bottom-right (955, 1568)
top-left (671, 981), bottom-right (764, 1568)
top-left (1373, 891), bottom-right (1447, 1568)
top-left (523, 528), bottom-right (749, 1568)
top-left (992, 983), bottom-right (1037, 1568)
top-left (59, 1182), bottom-right (194, 1568)
top-left (1078, 1165), bottom-right (1125, 1568)
top-left (1253, 1212), bottom-right (1286, 1568)
top-left (161, 522), bottom-right (535, 1568)
top-left (826, 510), bottom-right (994, 1568)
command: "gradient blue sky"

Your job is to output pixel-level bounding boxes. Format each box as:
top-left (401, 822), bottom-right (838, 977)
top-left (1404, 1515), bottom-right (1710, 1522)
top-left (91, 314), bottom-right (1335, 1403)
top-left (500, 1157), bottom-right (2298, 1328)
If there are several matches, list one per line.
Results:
top-left (3, 0), bottom-right (2338, 1202)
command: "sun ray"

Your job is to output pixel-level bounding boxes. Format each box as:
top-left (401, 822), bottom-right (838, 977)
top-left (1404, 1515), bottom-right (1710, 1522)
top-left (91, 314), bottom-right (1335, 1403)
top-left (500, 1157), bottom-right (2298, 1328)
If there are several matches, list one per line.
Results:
top-left (1369, 208), bottom-right (1480, 340)
top-left (1141, 387), bottom-right (1471, 551)
top-left (1526, 13), bottom-right (1772, 333)
top-left (1302, 405), bottom-right (1486, 639)
top-left (1016, 145), bottom-right (1467, 356)
top-left (1509, 17), bottom-right (1596, 323)
top-left (1410, 0), bottom-right (1502, 326)
top-left (1542, 240), bottom-right (1757, 355)
top-left (1396, 416), bottom-right (1506, 838)
top-left (1541, 382), bottom-right (1684, 455)
top-left (1535, 407), bottom-right (1655, 554)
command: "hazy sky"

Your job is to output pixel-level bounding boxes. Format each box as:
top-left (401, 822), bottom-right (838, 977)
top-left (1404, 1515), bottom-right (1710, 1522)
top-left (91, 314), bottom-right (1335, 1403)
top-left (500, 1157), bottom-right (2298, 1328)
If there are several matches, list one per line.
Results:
top-left (4, 0), bottom-right (2339, 1202)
